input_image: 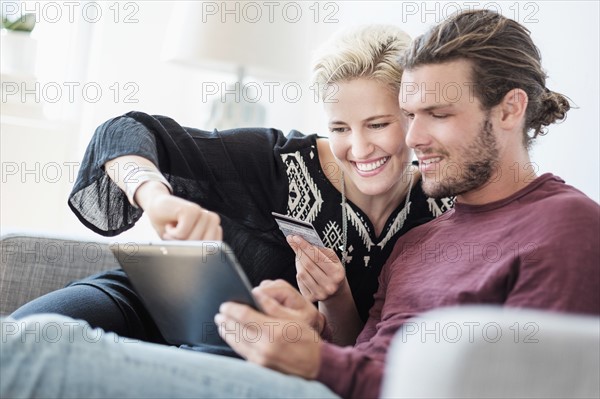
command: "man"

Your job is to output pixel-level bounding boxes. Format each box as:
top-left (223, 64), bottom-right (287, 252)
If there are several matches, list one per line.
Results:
top-left (1, 9), bottom-right (598, 399)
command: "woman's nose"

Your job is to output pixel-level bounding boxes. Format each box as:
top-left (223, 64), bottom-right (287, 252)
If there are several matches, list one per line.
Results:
top-left (350, 130), bottom-right (375, 159)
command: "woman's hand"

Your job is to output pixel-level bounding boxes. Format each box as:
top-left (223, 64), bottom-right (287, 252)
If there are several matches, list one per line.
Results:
top-left (287, 236), bottom-right (363, 345)
top-left (104, 155), bottom-right (223, 241)
top-left (139, 184), bottom-right (222, 241)
top-left (286, 235), bottom-right (347, 302)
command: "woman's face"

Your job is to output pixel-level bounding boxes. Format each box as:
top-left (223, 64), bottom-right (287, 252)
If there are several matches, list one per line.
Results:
top-left (324, 78), bottom-right (412, 198)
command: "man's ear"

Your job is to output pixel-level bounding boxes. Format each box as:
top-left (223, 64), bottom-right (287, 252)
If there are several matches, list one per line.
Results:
top-left (497, 88), bottom-right (528, 130)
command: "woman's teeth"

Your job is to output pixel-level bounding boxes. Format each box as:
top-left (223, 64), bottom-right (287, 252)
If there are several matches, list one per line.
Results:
top-left (356, 157), bottom-right (389, 172)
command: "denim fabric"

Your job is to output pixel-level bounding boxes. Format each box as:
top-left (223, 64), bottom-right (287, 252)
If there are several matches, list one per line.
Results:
top-left (1, 315), bottom-right (339, 399)
top-left (11, 269), bottom-right (167, 344)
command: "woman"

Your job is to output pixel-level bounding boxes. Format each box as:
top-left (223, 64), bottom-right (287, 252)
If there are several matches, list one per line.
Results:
top-left (12, 25), bottom-right (451, 346)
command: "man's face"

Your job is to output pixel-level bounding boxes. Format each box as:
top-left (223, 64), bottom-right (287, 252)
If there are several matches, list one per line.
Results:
top-left (400, 59), bottom-right (500, 199)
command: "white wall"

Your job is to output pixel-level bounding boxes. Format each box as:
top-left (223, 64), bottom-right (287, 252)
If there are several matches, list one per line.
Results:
top-left (304, 1), bottom-right (600, 202)
top-left (1, 0), bottom-right (597, 240)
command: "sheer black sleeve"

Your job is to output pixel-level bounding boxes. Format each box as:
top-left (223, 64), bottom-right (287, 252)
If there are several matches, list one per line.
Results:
top-left (68, 111), bottom-right (298, 237)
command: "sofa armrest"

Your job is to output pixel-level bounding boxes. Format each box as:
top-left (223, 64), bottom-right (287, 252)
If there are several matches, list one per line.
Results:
top-left (0, 232), bottom-right (120, 316)
top-left (381, 306), bottom-right (600, 398)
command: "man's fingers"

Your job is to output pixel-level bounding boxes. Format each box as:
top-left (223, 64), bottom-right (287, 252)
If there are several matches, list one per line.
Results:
top-left (253, 280), bottom-right (312, 311)
top-left (253, 291), bottom-right (294, 319)
top-left (214, 313), bottom-right (250, 359)
top-left (254, 280), bottom-right (300, 306)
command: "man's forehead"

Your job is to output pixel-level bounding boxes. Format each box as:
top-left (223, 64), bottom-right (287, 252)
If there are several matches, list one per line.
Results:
top-left (399, 61), bottom-right (477, 108)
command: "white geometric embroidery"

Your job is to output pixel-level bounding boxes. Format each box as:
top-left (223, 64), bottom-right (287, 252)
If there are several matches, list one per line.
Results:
top-left (377, 201), bottom-right (411, 249)
top-left (281, 151), bottom-right (323, 223)
top-left (363, 256), bottom-right (371, 268)
top-left (322, 220), bottom-right (343, 251)
top-left (427, 197), bottom-right (453, 217)
top-left (345, 202), bottom-right (374, 251)
top-left (345, 245), bottom-right (353, 264)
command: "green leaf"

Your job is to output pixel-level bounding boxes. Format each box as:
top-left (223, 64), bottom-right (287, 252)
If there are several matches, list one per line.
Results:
top-left (1, 13), bottom-right (36, 32)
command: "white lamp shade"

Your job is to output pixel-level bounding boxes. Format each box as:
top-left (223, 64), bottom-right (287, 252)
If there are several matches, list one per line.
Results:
top-left (161, 1), bottom-right (308, 79)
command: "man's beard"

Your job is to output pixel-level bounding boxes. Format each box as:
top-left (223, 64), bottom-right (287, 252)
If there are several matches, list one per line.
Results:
top-left (422, 117), bottom-right (500, 199)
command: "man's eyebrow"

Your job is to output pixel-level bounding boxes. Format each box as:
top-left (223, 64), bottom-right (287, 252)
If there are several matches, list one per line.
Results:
top-left (423, 104), bottom-right (454, 112)
top-left (401, 104), bottom-right (455, 113)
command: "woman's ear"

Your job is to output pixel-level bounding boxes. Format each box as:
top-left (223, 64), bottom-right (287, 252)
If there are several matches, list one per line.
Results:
top-left (497, 88), bottom-right (528, 130)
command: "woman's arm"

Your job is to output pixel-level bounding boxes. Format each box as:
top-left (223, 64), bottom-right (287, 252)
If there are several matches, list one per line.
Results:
top-left (287, 235), bottom-right (363, 345)
top-left (104, 154), bottom-right (222, 241)
top-left (69, 111), bottom-right (294, 236)
top-left (317, 282), bottom-right (364, 345)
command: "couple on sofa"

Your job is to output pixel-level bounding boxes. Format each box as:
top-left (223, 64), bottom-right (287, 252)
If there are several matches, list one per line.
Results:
top-left (2, 9), bottom-right (599, 399)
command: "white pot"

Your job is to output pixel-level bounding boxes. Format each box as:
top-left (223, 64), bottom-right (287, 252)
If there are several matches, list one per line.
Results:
top-left (0, 29), bottom-right (37, 77)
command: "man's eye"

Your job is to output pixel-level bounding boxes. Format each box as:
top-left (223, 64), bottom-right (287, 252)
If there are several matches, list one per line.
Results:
top-left (432, 114), bottom-right (449, 119)
top-left (404, 112), bottom-right (415, 119)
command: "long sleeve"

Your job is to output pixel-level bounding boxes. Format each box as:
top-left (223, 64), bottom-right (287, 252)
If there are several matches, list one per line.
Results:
top-left (68, 111), bottom-right (316, 285)
top-left (317, 343), bottom-right (384, 398)
top-left (504, 189), bottom-right (600, 314)
top-left (315, 174), bottom-right (600, 398)
top-left (68, 111), bottom-right (299, 236)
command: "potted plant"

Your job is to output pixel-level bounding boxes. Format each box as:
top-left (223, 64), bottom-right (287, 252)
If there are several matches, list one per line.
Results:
top-left (1, 13), bottom-right (37, 76)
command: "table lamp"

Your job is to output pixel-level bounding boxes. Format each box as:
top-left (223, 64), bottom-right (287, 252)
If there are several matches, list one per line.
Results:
top-left (161, 1), bottom-right (308, 129)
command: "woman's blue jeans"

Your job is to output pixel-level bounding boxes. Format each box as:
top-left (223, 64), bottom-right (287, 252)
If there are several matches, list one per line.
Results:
top-left (1, 314), bottom-right (339, 398)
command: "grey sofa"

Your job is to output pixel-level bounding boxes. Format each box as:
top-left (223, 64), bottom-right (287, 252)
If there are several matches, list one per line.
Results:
top-left (0, 232), bottom-right (119, 316)
top-left (1, 232), bottom-right (599, 398)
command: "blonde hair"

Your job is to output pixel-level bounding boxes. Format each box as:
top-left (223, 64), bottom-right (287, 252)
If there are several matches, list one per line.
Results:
top-left (312, 25), bottom-right (412, 100)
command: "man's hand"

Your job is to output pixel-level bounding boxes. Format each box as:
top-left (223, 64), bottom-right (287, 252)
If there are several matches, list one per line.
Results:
top-left (253, 279), bottom-right (325, 333)
top-left (215, 280), bottom-right (323, 378)
top-left (287, 235), bottom-right (347, 302)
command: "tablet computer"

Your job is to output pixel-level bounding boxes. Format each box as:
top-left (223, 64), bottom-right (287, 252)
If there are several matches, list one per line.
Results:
top-left (111, 241), bottom-right (261, 347)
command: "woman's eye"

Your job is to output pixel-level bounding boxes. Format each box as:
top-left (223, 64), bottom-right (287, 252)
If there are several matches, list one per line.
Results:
top-left (369, 123), bottom-right (389, 130)
top-left (329, 127), bottom-right (348, 133)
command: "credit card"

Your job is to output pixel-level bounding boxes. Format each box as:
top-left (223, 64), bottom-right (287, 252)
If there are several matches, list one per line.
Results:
top-left (271, 212), bottom-right (326, 247)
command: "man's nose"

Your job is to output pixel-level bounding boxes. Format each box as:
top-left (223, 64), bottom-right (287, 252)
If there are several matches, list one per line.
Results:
top-left (405, 116), bottom-right (431, 150)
